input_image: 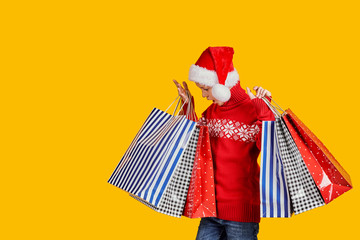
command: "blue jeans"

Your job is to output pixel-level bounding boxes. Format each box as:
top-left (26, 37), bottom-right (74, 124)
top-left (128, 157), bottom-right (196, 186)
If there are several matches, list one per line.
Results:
top-left (195, 217), bottom-right (259, 240)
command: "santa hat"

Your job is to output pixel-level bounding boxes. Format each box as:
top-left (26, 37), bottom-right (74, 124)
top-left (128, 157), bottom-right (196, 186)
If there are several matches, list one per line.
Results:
top-left (188, 46), bottom-right (239, 102)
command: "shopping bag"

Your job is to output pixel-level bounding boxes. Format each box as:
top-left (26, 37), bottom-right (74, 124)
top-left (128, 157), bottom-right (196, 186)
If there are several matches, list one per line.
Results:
top-left (130, 126), bottom-right (200, 217)
top-left (261, 97), bottom-right (325, 215)
top-left (107, 96), bottom-right (197, 208)
top-left (182, 125), bottom-right (217, 218)
top-left (260, 120), bottom-right (292, 218)
top-left (283, 109), bottom-right (352, 204)
top-left (275, 117), bottom-right (325, 214)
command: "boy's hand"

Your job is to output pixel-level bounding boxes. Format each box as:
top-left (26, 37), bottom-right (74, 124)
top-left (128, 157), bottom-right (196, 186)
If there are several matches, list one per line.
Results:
top-left (173, 79), bottom-right (191, 103)
top-left (246, 86), bottom-right (272, 100)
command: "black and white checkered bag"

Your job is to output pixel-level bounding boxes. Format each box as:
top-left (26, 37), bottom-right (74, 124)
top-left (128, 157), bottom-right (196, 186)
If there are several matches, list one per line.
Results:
top-left (130, 127), bottom-right (200, 218)
top-left (275, 118), bottom-right (325, 214)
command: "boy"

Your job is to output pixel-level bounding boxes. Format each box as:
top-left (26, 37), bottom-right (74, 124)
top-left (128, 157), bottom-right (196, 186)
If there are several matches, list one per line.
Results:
top-left (173, 46), bottom-right (274, 240)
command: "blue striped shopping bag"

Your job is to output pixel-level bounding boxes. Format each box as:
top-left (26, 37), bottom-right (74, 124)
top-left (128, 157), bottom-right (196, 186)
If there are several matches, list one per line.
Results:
top-left (130, 126), bottom-right (200, 218)
top-left (108, 98), bottom-right (196, 208)
top-left (260, 121), bottom-right (292, 218)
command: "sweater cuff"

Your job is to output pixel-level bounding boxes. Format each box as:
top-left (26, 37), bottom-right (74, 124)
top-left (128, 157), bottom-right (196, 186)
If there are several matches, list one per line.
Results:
top-left (251, 96), bottom-right (273, 120)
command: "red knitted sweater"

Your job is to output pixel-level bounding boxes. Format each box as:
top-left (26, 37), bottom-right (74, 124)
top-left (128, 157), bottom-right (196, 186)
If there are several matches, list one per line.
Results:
top-left (186, 82), bottom-right (275, 223)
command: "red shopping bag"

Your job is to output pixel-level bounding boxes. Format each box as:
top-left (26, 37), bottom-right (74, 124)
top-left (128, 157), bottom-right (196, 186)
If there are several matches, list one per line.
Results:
top-left (182, 126), bottom-right (217, 218)
top-left (283, 109), bottom-right (352, 204)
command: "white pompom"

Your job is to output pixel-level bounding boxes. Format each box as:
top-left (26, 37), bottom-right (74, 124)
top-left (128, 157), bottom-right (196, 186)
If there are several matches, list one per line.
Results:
top-left (212, 84), bottom-right (231, 102)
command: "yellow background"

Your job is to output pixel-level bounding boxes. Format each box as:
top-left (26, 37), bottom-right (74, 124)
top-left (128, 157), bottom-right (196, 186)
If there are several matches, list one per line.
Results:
top-left (1, 0), bottom-right (359, 239)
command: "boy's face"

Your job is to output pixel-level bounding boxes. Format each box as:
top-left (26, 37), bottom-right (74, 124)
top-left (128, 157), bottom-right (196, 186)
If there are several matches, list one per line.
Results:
top-left (195, 83), bottom-right (224, 106)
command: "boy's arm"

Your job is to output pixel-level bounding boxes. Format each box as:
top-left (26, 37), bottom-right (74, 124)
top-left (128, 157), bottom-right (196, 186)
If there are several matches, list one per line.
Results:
top-left (252, 96), bottom-right (276, 150)
top-left (251, 96), bottom-right (275, 121)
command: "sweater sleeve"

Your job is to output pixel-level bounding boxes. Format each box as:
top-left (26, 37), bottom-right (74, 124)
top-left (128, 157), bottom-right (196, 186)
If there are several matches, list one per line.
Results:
top-left (180, 96), bottom-right (199, 122)
top-left (252, 96), bottom-right (276, 150)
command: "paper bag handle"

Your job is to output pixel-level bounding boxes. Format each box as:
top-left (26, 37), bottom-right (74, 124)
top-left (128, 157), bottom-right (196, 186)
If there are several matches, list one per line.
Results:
top-left (165, 95), bottom-right (188, 116)
top-left (261, 97), bottom-right (285, 118)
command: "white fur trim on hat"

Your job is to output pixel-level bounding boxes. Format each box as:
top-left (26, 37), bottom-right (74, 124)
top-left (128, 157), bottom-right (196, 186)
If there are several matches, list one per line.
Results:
top-left (189, 64), bottom-right (239, 87)
top-left (224, 70), bottom-right (240, 88)
top-left (189, 65), bottom-right (218, 86)
top-left (212, 84), bottom-right (231, 102)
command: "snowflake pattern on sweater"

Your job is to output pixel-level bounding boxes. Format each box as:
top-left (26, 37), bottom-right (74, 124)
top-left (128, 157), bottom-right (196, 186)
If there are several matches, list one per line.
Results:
top-left (199, 117), bottom-right (260, 143)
